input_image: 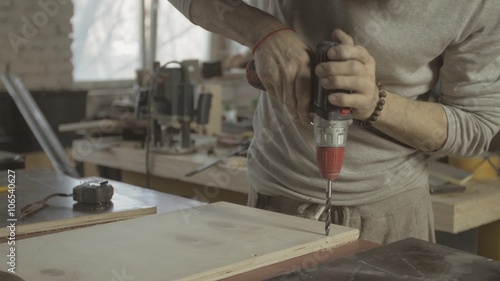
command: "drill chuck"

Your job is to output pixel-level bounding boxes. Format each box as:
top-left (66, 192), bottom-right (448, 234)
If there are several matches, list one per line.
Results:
top-left (313, 115), bottom-right (351, 180)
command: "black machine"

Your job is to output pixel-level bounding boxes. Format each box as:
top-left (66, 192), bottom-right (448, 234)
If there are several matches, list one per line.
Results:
top-left (73, 180), bottom-right (114, 205)
top-left (136, 62), bottom-right (212, 154)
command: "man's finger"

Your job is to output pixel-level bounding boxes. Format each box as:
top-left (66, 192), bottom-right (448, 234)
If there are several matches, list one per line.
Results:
top-left (321, 75), bottom-right (373, 94)
top-left (283, 75), bottom-right (299, 120)
top-left (316, 60), bottom-right (365, 77)
top-left (327, 44), bottom-right (374, 65)
top-left (328, 92), bottom-right (364, 108)
top-left (332, 29), bottom-right (354, 45)
top-left (295, 68), bottom-right (312, 124)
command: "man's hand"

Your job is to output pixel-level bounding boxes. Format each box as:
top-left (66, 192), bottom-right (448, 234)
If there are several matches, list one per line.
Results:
top-left (315, 29), bottom-right (379, 121)
top-left (314, 29), bottom-right (447, 152)
top-left (253, 30), bottom-right (313, 124)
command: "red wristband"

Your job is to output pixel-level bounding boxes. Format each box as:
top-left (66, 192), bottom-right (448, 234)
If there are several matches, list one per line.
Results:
top-left (251, 27), bottom-right (294, 56)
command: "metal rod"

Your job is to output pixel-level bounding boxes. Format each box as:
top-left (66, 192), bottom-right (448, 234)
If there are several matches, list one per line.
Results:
top-left (139, 0), bottom-right (147, 69)
top-left (325, 179), bottom-right (332, 236)
top-left (0, 74), bottom-right (80, 178)
top-left (148, 0), bottom-right (159, 69)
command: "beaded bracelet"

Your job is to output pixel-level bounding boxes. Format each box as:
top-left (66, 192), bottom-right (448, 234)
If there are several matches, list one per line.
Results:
top-left (252, 27), bottom-right (295, 55)
top-left (359, 83), bottom-right (387, 128)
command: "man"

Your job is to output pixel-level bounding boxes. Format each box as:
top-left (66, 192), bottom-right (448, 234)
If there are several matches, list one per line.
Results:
top-left (168, 0), bottom-right (500, 244)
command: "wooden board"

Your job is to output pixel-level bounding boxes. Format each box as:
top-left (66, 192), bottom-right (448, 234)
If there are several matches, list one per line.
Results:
top-left (58, 118), bottom-right (148, 133)
top-left (427, 160), bottom-right (473, 186)
top-left (0, 169), bottom-right (156, 238)
top-left (0, 202), bottom-right (359, 281)
top-left (431, 178), bottom-right (500, 233)
top-left (267, 237), bottom-right (500, 280)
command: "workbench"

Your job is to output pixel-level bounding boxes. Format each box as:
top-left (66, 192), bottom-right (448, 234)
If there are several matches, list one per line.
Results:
top-left (231, 238), bottom-right (500, 280)
top-left (72, 138), bottom-right (250, 204)
top-left (71, 139), bottom-right (500, 259)
top-left (0, 169), bottom-right (205, 242)
top-left (1, 169), bottom-right (500, 280)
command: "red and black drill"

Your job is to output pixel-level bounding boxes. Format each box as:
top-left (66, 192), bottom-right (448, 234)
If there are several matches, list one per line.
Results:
top-left (246, 41), bottom-right (352, 236)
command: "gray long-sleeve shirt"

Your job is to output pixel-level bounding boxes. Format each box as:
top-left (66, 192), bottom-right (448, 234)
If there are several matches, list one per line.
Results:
top-left (168, 0), bottom-right (500, 205)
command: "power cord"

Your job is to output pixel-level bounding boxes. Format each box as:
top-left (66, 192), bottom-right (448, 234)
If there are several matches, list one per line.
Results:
top-left (20, 193), bottom-right (73, 219)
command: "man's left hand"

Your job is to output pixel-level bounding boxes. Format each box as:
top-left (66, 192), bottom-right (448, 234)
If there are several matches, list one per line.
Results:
top-left (314, 29), bottom-right (379, 121)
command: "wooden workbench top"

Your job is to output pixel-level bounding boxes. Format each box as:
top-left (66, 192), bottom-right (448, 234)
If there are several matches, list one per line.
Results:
top-left (432, 177), bottom-right (500, 233)
top-left (72, 139), bottom-right (500, 234)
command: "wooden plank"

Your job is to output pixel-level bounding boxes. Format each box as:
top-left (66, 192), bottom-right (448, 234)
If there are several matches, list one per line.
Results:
top-left (226, 240), bottom-right (380, 281)
top-left (58, 119), bottom-right (147, 133)
top-left (431, 178), bottom-right (500, 233)
top-left (427, 160), bottom-right (473, 186)
top-left (0, 202), bottom-right (359, 281)
top-left (121, 170), bottom-right (248, 205)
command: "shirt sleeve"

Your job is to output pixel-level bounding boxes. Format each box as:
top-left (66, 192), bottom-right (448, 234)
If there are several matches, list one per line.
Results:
top-left (436, 3), bottom-right (500, 157)
top-left (167, 0), bottom-right (193, 20)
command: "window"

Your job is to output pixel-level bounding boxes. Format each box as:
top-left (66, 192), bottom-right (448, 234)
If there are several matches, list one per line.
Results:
top-left (72, 0), bottom-right (140, 81)
top-left (156, 0), bottom-right (210, 64)
top-left (72, 0), bottom-right (211, 82)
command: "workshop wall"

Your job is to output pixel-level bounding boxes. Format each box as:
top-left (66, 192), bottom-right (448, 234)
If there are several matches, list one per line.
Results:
top-left (0, 0), bottom-right (73, 90)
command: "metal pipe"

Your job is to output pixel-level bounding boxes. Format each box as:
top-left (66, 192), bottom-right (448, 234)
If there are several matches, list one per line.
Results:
top-left (139, 0), bottom-right (147, 69)
top-left (0, 74), bottom-right (80, 178)
top-left (148, 0), bottom-right (159, 69)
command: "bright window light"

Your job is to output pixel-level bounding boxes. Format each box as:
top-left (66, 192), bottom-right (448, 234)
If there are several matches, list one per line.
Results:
top-left (72, 0), bottom-right (211, 82)
top-left (156, 0), bottom-right (210, 63)
top-left (72, 0), bottom-right (140, 81)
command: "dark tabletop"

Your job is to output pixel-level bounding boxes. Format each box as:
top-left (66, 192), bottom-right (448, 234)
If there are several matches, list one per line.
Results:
top-left (0, 169), bottom-right (205, 228)
top-left (268, 237), bottom-right (500, 281)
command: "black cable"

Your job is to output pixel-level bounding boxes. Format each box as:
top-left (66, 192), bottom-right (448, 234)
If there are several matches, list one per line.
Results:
top-left (145, 71), bottom-right (156, 189)
top-left (20, 193), bottom-right (73, 219)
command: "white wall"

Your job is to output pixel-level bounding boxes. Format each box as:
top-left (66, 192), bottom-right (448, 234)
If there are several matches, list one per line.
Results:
top-left (0, 0), bottom-right (73, 90)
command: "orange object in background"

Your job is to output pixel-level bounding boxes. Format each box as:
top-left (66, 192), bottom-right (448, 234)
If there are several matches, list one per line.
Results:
top-left (449, 154), bottom-right (499, 180)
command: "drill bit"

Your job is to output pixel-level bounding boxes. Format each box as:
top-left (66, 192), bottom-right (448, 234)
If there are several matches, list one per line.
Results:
top-left (325, 179), bottom-right (333, 236)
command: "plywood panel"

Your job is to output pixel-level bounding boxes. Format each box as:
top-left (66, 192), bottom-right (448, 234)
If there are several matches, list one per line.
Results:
top-left (431, 178), bottom-right (500, 233)
top-left (0, 202), bottom-right (359, 281)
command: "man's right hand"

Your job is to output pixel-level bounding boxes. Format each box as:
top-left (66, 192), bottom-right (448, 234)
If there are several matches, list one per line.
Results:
top-left (252, 30), bottom-right (313, 125)
top-left (183, 0), bottom-right (312, 124)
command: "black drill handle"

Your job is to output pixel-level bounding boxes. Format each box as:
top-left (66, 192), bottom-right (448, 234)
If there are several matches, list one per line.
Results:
top-left (245, 42), bottom-right (351, 121)
top-left (312, 41), bottom-right (352, 121)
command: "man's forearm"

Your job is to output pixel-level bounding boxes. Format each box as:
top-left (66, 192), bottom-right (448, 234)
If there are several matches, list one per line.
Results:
top-left (374, 92), bottom-right (448, 152)
top-left (189, 0), bottom-right (285, 49)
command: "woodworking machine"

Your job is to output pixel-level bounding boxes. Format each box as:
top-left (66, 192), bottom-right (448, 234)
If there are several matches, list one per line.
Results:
top-left (135, 62), bottom-right (212, 154)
